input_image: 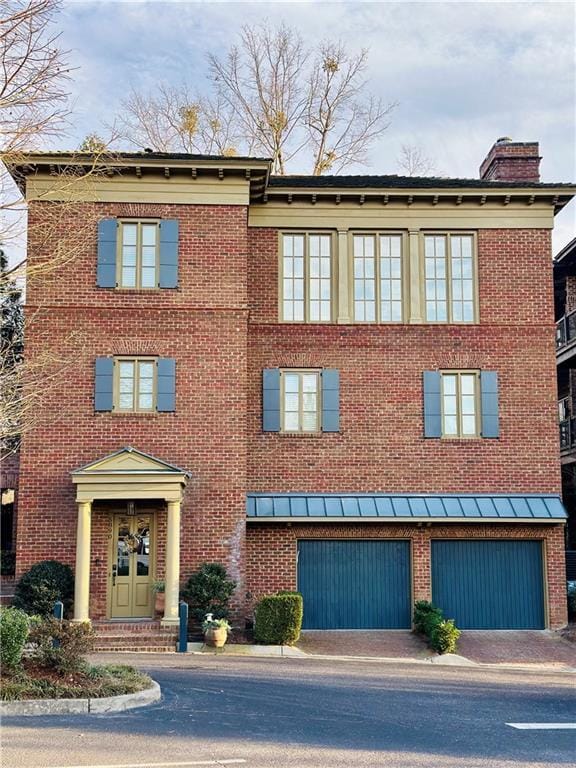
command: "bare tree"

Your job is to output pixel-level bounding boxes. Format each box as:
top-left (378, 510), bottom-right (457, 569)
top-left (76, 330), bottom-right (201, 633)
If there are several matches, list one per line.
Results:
top-left (0, 0), bottom-right (72, 153)
top-left (120, 24), bottom-right (395, 174)
top-left (0, 1), bottom-right (104, 453)
top-left (209, 23), bottom-right (310, 174)
top-left (397, 144), bottom-right (437, 177)
top-left (115, 84), bottom-right (239, 156)
top-left (305, 44), bottom-right (396, 175)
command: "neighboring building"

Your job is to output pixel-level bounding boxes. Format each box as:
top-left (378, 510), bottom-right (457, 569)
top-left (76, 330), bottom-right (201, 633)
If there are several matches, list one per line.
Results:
top-left (7, 138), bottom-right (576, 642)
top-left (554, 236), bottom-right (576, 578)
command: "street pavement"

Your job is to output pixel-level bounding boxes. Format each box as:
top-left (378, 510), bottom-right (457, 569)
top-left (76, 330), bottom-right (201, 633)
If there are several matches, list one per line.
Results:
top-left (2, 655), bottom-right (576, 767)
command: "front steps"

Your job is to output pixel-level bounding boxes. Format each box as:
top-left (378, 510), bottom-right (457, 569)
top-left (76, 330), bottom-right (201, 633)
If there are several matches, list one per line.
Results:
top-left (92, 620), bottom-right (179, 652)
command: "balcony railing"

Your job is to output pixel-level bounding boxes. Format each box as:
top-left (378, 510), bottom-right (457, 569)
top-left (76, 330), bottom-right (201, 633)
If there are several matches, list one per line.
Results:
top-left (556, 310), bottom-right (576, 352)
top-left (559, 418), bottom-right (576, 451)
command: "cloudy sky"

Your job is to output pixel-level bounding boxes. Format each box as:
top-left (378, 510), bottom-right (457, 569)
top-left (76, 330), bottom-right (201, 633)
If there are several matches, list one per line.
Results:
top-left (45, 0), bottom-right (576, 248)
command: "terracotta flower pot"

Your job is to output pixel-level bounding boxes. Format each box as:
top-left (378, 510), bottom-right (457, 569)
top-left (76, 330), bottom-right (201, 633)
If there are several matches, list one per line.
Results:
top-left (154, 592), bottom-right (165, 616)
top-left (204, 627), bottom-right (228, 648)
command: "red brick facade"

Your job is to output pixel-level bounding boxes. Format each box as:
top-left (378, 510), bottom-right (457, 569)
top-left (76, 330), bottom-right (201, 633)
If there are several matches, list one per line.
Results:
top-left (14, 174), bottom-right (568, 630)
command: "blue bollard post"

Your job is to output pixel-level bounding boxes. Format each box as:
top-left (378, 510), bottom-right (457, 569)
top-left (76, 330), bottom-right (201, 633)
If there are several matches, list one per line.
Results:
top-left (53, 600), bottom-right (64, 648)
top-left (178, 601), bottom-right (188, 653)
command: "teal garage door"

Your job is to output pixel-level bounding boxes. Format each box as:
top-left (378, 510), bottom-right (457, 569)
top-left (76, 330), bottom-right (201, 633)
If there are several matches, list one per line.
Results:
top-left (297, 540), bottom-right (411, 629)
top-left (431, 540), bottom-right (545, 629)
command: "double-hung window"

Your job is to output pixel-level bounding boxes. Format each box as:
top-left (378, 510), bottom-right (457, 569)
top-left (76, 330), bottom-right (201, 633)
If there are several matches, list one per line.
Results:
top-left (353, 234), bottom-right (404, 322)
top-left (115, 358), bottom-right (156, 412)
top-left (441, 370), bottom-right (479, 438)
top-left (281, 233), bottom-right (332, 322)
top-left (281, 369), bottom-right (320, 433)
top-left (118, 221), bottom-right (159, 289)
top-left (424, 234), bottom-right (476, 322)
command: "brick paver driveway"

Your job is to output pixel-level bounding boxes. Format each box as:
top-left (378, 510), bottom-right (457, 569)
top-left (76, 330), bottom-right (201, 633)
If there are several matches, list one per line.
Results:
top-left (297, 630), bottom-right (432, 659)
top-left (297, 629), bottom-right (576, 668)
top-left (456, 630), bottom-right (576, 666)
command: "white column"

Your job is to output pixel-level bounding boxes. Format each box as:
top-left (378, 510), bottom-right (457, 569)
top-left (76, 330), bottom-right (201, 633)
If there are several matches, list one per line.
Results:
top-left (72, 501), bottom-right (92, 623)
top-left (337, 229), bottom-right (350, 324)
top-left (162, 499), bottom-right (181, 626)
top-left (409, 228), bottom-right (423, 323)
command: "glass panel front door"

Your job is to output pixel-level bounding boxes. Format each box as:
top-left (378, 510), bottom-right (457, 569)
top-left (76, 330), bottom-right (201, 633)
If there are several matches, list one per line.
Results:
top-left (110, 512), bottom-right (154, 618)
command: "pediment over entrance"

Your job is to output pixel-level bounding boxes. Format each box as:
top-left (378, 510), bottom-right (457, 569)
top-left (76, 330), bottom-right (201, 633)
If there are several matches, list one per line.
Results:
top-left (71, 447), bottom-right (189, 503)
top-left (73, 447), bottom-right (188, 475)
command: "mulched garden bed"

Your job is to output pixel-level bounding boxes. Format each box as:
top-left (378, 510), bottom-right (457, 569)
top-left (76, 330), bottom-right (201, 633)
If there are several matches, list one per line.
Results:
top-left (0, 660), bottom-right (152, 701)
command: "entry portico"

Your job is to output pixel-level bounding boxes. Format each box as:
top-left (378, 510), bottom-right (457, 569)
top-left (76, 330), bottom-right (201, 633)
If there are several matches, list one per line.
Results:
top-left (71, 447), bottom-right (189, 626)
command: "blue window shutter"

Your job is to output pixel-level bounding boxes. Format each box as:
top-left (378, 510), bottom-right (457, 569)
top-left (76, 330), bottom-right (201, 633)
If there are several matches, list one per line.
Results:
top-left (262, 369), bottom-right (280, 432)
top-left (423, 371), bottom-right (442, 438)
top-left (322, 369), bottom-right (340, 432)
top-left (481, 371), bottom-right (499, 438)
top-left (97, 219), bottom-right (117, 288)
top-left (159, 220), bottom-right (179, 288)
top-left (157, 358), bottom-right (176, 412)
top-left (94, 357), bottom-right (114, 411)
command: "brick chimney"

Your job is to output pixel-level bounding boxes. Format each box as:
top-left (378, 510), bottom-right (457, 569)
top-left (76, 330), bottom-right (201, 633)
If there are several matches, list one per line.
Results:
top-left (479, 137), bottom-right (541, 182)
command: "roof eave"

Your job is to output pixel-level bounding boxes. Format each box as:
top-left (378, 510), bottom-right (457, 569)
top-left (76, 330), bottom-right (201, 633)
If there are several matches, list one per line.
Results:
top-left (258, 186), bottom-right (576, 214)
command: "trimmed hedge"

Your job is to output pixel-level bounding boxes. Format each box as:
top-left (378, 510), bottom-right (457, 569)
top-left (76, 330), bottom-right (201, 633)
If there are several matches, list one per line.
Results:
top-left (0, 607), bottom-right (30, 669)
top-left (254, 592), bottom-right (303, 645)
top-left (413, 600), bottom-right (460, 655)
top-left (13, 560), bottom-right (74, 617)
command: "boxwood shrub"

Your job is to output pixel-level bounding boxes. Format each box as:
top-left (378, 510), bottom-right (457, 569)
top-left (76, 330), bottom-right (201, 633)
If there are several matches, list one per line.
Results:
top-left (180, 563), bottom-right (236, 623)
top-left (413, 599), bottom-right (460, 655)
top-left (0, 607), bottom-right (30, 669)
top-left (254, 592), bottom-right (303, 645)
top-left (13, 560), bottom-right (74, 617)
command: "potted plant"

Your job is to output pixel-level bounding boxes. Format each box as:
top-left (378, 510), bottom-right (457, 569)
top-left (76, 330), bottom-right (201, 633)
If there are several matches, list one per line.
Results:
top-left (151, 579), bottom-right (165, 617)
top-left (202, 614), bottom-right (230, 648)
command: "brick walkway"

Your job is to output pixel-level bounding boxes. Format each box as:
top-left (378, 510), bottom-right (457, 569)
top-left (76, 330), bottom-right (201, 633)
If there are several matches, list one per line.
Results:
top-left (297, 630), bottom-right (432, 659)
top-left (456, 630), bottom-right (576, 666)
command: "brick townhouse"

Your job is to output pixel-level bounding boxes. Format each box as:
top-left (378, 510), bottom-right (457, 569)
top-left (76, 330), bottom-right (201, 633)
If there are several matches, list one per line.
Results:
top-left (7, 138), bottom-right (576, 644)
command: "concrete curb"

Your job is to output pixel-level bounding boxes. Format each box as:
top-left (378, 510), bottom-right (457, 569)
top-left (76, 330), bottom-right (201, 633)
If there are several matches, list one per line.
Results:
top-left (185, 642), bottom-right (306, 657)
top-left (0, 680), bottom-right (161, 717)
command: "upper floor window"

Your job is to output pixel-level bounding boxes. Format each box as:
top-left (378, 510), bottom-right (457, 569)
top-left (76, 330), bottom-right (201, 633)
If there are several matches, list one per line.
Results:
top-left (280, 233), bottom-right (332, 322)
top-left (424, 234), bottom-right (476, 323)
top-left (94, 356), bottom-right (176, 413)
top-left (441, 370), bottom-right (479, 438)
top-left (115, 357), bottom-right (156, 412)
top-left (353, 234), bottom-right (404, 322)
top-left (118, 221), bottom-right (159, 289)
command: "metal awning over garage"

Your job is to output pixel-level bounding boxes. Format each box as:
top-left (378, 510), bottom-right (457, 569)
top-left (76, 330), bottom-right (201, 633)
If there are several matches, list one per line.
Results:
top-left (246, 493), bottom-right (567, 522)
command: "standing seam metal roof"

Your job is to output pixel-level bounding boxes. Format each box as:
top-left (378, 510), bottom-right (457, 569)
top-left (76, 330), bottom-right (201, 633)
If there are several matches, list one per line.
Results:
top-left (246, 494), bottom-right (566, 520)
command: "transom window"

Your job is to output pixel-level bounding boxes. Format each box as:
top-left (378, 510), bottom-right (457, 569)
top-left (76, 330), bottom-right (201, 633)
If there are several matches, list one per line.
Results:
top-left (115, 358), bottom-right (156, 412)
top-left (281, 234), bottom-right (332, 322)
top-left (353, 234), bottom-right (404, 322)
top-left (119, 221), bottom-right (159, 289)
top-left (441, 371), bottom-right (479, 437)
top-left (424, 234), bottom-right (475, 322)
top-left (281, 370), bottom-right (320, 432)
